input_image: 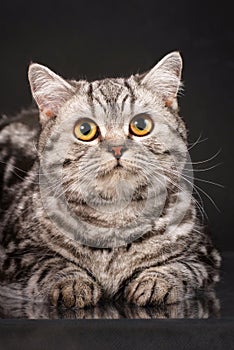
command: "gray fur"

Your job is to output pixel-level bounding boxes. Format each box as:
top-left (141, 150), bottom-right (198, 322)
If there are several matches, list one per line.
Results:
top-left (0, 52), bottom-right (220, 308)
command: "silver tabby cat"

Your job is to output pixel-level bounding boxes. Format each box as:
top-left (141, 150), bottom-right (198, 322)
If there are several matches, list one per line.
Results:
top-left (0, 52), bottom-right (220, 308)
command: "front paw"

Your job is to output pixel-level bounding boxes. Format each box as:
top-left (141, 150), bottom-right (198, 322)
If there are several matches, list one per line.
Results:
top-left (50, 277), bottom-right (101, 308)
top-left (124, 272), bottom-right (184, 306)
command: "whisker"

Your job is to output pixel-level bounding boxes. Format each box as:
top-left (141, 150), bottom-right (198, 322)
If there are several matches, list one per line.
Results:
top-left (188, 133), bottom-right (208, 151)
top-left (183, 163), bottom-right (222, 173)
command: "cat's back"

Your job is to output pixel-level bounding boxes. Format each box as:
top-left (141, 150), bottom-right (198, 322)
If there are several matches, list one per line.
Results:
top-left (0, 108), bottom-right (40, 214)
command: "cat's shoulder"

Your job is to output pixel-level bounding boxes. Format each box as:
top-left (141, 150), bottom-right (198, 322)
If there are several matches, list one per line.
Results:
top-left (0, 107), bottom-right (40, 158)
top-left (0, 107), bottom-right (40, 212)
top-left (0, 107), bottom-right (40, 138)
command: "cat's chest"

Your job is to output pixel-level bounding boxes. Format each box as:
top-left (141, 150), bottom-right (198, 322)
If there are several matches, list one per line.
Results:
top-left (85, 245), bottom-right (150, 295)
top-left (90, 249), bottom-right (128, 294)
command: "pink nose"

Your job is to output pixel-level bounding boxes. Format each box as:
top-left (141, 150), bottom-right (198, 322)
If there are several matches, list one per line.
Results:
top-left (111, 145), bottom-right (125, 159)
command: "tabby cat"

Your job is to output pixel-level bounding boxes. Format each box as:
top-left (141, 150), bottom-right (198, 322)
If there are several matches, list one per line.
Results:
top-left (0, 52), bottom-right (220, 309)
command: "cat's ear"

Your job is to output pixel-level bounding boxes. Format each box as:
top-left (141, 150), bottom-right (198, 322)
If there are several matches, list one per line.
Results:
top-left (28, 63), bottom-right (76, 123)
top-left (140, 51), bottom-right (183, 108)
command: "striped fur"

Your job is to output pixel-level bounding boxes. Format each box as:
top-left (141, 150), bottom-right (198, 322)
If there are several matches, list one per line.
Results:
top-left (0, 52), bottom-right (220, 308)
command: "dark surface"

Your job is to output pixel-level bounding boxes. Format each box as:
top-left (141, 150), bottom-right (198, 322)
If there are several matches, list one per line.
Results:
top-left (0, 319), bottom-right (233, 350)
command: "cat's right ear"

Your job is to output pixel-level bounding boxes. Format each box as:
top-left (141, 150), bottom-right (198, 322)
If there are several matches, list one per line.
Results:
top-left (28, 63), bottom-right (76, 124)
top-left (138, 52), bottom-right (183, 110)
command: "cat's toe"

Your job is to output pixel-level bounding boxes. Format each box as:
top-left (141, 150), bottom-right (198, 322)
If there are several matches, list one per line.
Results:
top-left (61, 281), bottom-right (76, 308)
top-left (125, 273), bottom-right (183, 306)
top-left (149, 276), bottom-right (182, 305)
top-left (73, 279), bottom-right (101, 308)
top-left (124, 275), bottom-right (157, 306)
top-left (50, 278), bottom-right (101, 308)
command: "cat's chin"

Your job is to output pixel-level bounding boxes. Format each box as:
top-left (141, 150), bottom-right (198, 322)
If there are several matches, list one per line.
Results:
top-left (65, 178), bottom-right (149, 228)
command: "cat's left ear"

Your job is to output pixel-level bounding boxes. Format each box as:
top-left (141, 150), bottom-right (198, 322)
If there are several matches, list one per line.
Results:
top-left (140, 51), bottom-right (183, 108)
top-left (28, 63), bottom-right (76, 123)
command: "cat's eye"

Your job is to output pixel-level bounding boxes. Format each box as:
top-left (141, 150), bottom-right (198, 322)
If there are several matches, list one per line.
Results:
top-left (129, 113), bottom-right (153, 137)
top-left (74, 118), bottom-right (99, 141)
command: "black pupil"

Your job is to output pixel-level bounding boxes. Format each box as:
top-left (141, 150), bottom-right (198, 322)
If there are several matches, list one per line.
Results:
top-left (80, 122), bottom-right (91, 135)
top-left (135, 118), bottom-right (147, 130)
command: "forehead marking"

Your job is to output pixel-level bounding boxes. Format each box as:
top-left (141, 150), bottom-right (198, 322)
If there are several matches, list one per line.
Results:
top-left (124, 80), bottom-right (135, 115)
top-left (121, 94), bottom-right (130, 113)
top-left (87, 82), bottom-right (95, 117)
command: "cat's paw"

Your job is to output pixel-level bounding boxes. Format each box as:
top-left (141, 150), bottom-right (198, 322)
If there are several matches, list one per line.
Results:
top-left (49, 277), bottom-right (101, 308)
top-left (124, 272), bottom-right (184, 306)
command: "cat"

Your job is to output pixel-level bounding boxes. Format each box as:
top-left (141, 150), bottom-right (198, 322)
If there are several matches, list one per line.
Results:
top-left (0, 52), bottom-right (221, 309)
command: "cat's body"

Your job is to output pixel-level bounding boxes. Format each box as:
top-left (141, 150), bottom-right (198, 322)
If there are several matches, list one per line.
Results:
top-left (0, 52), bottom-right (220, 308)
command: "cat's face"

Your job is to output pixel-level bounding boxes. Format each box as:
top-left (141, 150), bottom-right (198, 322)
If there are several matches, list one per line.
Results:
top-left (28, 52), bottom-right (190, 243)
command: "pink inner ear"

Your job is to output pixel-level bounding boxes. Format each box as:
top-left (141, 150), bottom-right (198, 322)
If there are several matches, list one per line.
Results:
top-left (45, 109), bottom-right (55, 117)
top-left (165, 99), bottom-right (173, 107)
top-left (40, 109), bottom-right (55, 118)
top-left (35, 92), bottom-right (57, 118)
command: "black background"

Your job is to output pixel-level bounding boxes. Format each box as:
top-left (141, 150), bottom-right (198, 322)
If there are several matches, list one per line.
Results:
top-left (0, 0), bottom-right (233, 252)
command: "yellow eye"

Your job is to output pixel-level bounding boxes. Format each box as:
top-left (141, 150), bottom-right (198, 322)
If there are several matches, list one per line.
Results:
top-left (129, 114), bottom-right (153, 136)
top-left (74, 119), bottom-right (99, 141)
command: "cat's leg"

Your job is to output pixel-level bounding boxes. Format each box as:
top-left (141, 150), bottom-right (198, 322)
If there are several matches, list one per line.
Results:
top-left (24, 259), bottom-right (102, 308)
top-left (124, 255), bottom-right (220, 306)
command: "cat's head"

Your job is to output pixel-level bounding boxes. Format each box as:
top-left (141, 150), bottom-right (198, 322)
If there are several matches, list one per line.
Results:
top-left (28, 52), bottom-right (191, 247)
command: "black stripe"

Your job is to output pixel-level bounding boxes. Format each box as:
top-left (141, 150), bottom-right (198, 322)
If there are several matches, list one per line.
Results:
top-left (104, 249), bottom-right (119, 273)
top-left (126, 243), bottom-right (132, 252)
top-left (2, 258), bottom-right (11, 271)
top-left (99, 88), bottom-right (109, 101)
top-left (121, 94), bottom-right (129, 112)
top-left (163, 285), bottom-right (174, 304)
top-left (112, 84), bottom-right (123, 103)
top-left (89, 280), bottom-right (95, 304)
top-left (14, 264), bottom-right (35, 281)
top-left (87, 83), bottom-right (95, 117)
top-left (87, 82), bottom-right (93, 99)
top-left (93, 96), bottom-right (107, 113)
top-left (124, 80), bottom-right (135, 114)
top-left (124, 80), bottom-right (134, 95)
top-left (181, 261), bottom-right (200, 285)
top-left (72, 279), bottom-right (77, 306)
top-left (37, 266), bottom-right (50, 284)
top-left (149, 278), bottom-right (157, 303)
top-left (63, 159), bottom-right (72, 167)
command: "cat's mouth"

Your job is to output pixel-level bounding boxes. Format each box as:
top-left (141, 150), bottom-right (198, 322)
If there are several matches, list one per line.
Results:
top-left (97, 159), bottom-right (140, 179)
top-left (117, 159), bottom-right (123, 166)
top-left (114, 161), bottom-right (123, 169)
